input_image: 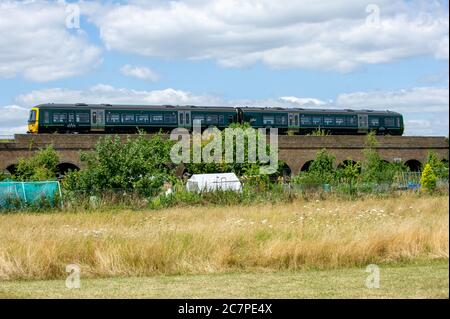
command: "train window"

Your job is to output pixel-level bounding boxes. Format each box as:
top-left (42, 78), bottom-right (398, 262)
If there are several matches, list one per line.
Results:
top-left (348, 116), bottom-right (357, 126)
top-left (179, 113), bottom-right (184, 125)
top-left (122, 114), bottom-right (135, 123)
top-left (312, 116), bottom-right (322, 125)
top-left (263, 116), bottom-right (275, 125)
top-left (301, 116), bottom-right (311, 125)
top-left (76, 113), bottom-right (89, 123)
top-left (324, 117), bottom-right (334, 125)
top-left (136, 115), bottom-right (149, 123)
top-left (384, 117), bottom-right (394, 126)
top-left (396, 117), bottom-right (400, 127)
top-left (44, 111), bottom-right (50, 124)
top-left (219, 115), bottom-right (224, 124)
top-left (369, 118), bottom-right (379, 126)
top-left (53, 113), bottom-right (67, 123)
top-left (68, 113), bottom-right (75, 122)
top-left (228, 115), bottom-right (234, 123)
top-left (164, 114), bottom-right (177, 124)
top-left (193, 115), bottom-right (204, 125)
top-left (107, 113), bottom-right (120, 123)
top-left (335, 117), bottom-right (345, 126)
top-left (275, 116), bottom-right (286, 125)
top-left (294, 115), bottom-right (299, 126)
top-left (206, 115), bottom-right (218, 124)
top-left (28, 110), bottom-right (37, 123)
top-left (289, 114), bottom-right (293, 126)
top-left (152, 115), bottom-right (163, 122)
top-left (186, 113), bottom-right (190, 124)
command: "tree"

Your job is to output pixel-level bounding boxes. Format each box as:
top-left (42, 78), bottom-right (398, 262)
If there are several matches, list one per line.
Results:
top-left (292, 149), bottom-right (336, 186)
top-left (185, 123), bottom-right (279, 177)
top-left (360, 132), bottom-right (407, 184)
top-left (421, 163), bottom-right (437, 192)
top-left (14, 146), bottom-right (59, 181)
top-left (308, 149), bottom-right (336, 184)
top-left (337, 161), bottom-right (361, 185)
top-left (425, 151), bottom-right (448, 180)
top-left (62, 132), bottom-right (176, 196)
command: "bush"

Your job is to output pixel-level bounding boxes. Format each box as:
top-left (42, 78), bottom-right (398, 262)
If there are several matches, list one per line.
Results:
top-left (0, 171), bottom-right (8, 181)
top-left (62, 132), bottom-right (176, 196)
top-left (14, 146), bottom-right (59, 181)
top-left (360, 132), bottom-right (408, 184)
top-left (185, 123), bottom-right (281, 178)
top-left (421, 163), bottom-right (437, 192)
top-left (425, 151), bottom-right (448, 180)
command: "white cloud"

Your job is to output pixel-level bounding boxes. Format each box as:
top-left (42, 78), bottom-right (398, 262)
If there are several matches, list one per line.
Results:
top-left (0, 1), bottom-right (101, 82)
top-left (0, 105), bottom-right (29, 136)
top-left (335, 87), bottom-right (449, 136)
top-left (89, 0), bottom-right (448, 71)
top-left (279, 97), bottom-right (327, 107)
top-left (15, 85), bottom-right (221, 106)
top-left (335, 87), bottom-right (449, 113)
top-left (120, 65), bottom-right (160, 81)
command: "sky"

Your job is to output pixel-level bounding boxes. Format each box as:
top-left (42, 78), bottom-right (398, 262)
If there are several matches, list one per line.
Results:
top-left (0, 0), bottom-right (448, 136)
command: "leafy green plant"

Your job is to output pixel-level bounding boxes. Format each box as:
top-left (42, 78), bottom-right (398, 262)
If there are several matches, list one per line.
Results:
top-left (14, 146), bottom-right (59, 181)
top-left (185, 122), bottom-right (279, 178)
top-left (307, 128), bottom-right (330, 136)
top-left (421, 163), bottom-right (437, 192)
top-left (62, 132), bottom-right (175, 196)
top-left (425, 151), bottom-right (448, 180)
top-left (0, 171), bottom-right (9, 181)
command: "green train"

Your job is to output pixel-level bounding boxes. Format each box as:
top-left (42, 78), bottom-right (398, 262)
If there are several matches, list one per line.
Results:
top-left (28, 103), bottom-right (404, 135)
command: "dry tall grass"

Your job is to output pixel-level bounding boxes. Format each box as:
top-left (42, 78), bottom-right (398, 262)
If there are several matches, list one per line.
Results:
top-left (0, 194), bottom-right (448, 280)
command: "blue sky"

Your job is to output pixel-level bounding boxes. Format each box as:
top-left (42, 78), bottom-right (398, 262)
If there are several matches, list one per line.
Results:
top-left (0, 0), bottom-right (448, 135)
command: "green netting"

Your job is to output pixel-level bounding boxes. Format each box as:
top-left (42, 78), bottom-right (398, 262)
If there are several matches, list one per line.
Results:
top-left (0, 181), bottom-right (61, 209)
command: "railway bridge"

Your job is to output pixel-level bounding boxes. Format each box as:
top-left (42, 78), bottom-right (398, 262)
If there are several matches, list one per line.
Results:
top-left (0, 134), bottom-right (448, 176)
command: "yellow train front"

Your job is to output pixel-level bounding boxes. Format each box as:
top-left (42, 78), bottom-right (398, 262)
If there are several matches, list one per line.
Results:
top-left (27, 107), bottom-right (39, 134)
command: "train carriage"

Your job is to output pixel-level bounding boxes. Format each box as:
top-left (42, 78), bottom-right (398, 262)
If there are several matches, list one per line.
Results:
top-left (27, 103), bottom-right (404, 135)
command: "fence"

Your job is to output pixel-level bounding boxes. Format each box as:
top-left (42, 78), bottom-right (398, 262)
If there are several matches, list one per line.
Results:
top-left (0, 181), bottom-right (62, 210)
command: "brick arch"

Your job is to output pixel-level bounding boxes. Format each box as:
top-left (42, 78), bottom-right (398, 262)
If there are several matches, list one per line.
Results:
top-left (279, 162), bottom-right (292, 177)
top-left (5, 164), bottom-right (18, 175)
top-left (56, 162), bottom-right (80, 178)
top-left (300, 160), bottom-right (314, 173)
top-left (404, 159), bottom-right (422, 172)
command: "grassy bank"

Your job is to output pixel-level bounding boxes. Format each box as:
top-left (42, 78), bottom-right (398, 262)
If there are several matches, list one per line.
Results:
top-left (0, 194), bottom-right (447, 280)
top-left (0, 260), bottom-right (447, 298)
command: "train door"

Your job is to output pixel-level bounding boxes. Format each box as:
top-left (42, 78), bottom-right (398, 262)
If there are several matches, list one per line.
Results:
top-left (178, 110), bottom-right (191, 128)
top-left (357, 114), bottom-right (369, 133)
top-left (288, 112), bottom-right (298, 133)
top-left (90, 109), bottom-right (105, 132)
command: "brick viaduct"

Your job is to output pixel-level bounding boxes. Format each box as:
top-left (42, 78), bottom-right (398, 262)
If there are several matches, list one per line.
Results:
top-left (0, 134), bottom-right (448, 176)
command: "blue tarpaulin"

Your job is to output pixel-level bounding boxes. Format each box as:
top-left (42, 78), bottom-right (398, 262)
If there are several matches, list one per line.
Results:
top-left (0, 181), bottom-right (62, 209)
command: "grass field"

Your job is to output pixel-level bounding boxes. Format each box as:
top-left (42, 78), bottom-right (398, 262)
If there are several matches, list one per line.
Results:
top-left (0, 193), bottom-right (448, 298)
top-left (0, 260), bottom-right (447, 298)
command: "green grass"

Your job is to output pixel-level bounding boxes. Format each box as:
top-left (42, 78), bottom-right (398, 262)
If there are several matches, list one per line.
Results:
top-left (0, 260), bottom-right (447, 299)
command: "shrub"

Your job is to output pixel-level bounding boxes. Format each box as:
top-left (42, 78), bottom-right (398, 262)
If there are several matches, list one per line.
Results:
top-left (62, 132), bottom-right (176, 196)
top-left (292, 149), bottom-right (336, 186)
top-left (14, 146), bottom-right (59, 181)
top-left (425, 151), bottom-right (448, 180)
top-left (0, 171), bottom-right (8, 181)
top-left (421, 163), bottom-right (437, 192)
top-left (185, 123), bottom-right (280, 178)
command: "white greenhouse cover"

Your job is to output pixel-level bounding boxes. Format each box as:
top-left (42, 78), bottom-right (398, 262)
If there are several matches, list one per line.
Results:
top-left (186, 173), bottom-right (242, 193)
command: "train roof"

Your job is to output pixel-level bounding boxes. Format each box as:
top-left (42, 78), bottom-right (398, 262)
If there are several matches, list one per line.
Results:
top-left (35, 103), bottom-right (402, 116)
top-left (35, 103), bottom-right (237, 112)
top-left (238, 106), bottom-right (402, 115)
